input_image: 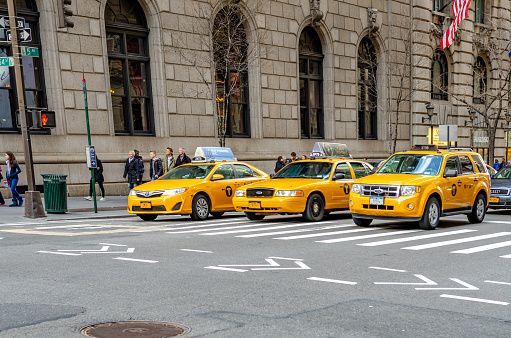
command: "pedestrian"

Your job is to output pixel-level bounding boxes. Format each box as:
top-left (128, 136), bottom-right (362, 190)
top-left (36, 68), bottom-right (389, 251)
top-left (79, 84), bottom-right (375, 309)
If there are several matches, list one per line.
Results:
top-left (85, 158), bottom-right (105, 201)
top-left (301, 155), bottom-right (307, 160)
top-left (175, 148), bottom-right (192, 167)
top-left (501, 157), bottom-right (507, 169)
top-left (149, 151), bottom-right (163, 181)
top-left (134, 149), bottom-right (145, 183)
top-left (0, 164), bottom-right (5, 206)
top-left (163, 147), bottom-right (176, 173)
top-left (287, 152), bottom-right (298, 163)
top-left (5, 151), bottom-right (22, 207)
top-left (123, 151), bottom-right (141, 190)
top-left (493, 159), bottom-right (501, 171)
top-left (275, 156), bottom-right (286, 174)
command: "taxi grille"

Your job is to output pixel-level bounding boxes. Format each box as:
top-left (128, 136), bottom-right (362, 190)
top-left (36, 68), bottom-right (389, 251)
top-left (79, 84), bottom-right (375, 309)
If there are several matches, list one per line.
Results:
top-left (363, 204), bottom-right (395, 210)
top-left (135, 191), bottom-right (163, 198)
top-left (491, 188), bottom-right (509, 195)
top-left (361, 185), bottom-right (400, 198)
top-left (247, 188), bottom-right (275, 198)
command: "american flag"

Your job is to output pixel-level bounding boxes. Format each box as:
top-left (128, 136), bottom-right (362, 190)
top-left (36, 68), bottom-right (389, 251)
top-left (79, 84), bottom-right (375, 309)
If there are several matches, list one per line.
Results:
top-left (441, 0), bottom-right (472, 50)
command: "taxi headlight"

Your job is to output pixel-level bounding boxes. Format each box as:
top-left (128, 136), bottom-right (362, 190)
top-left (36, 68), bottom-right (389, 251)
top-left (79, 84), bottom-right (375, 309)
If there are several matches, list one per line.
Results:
top-left (162, 187), bottom-right (189, 196)
top-left (400, 186), bottom-right (421, 196)
top-left (275, 190), bottom-right (304, 197)
top-left (129, 190), bottom-right (137, 196)
top-left (235, 190), bottom-right (246, 197)
top-left (352, 184), bottom-right (361, 194)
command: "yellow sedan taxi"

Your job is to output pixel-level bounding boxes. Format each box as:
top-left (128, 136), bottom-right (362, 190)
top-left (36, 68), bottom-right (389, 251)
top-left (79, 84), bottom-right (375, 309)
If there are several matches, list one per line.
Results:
top-left (232, 157), bottom-right (373, 221)
top-left (349, 145), bottom-right (490, 230)
top-left (128, 148), bottom-right (270, 221)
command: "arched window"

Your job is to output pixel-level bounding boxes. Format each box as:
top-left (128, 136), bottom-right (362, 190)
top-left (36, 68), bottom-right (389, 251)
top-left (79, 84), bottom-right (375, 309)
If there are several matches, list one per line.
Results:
top-left (213, 7), bottom-right (250, 138)
top-left (299, 26), bottom-right (323, 138)
top-left (473, 57), bottom-right (487, 104)
top-left (357, 37), bottom-right (377, 140)
top-left (475, 0), bottom-right (485, 24)
top-left (105, 0), bottom-right (153, 136)
top-left (431, 50), bottom-right (448, 101)
top-left (0, 0), bottom-right (45, 133)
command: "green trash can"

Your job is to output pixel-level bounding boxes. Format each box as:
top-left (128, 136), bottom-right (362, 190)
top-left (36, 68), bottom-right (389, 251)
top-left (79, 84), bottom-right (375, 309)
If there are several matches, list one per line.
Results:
top-left (41, 174), bottom-right (68, 213)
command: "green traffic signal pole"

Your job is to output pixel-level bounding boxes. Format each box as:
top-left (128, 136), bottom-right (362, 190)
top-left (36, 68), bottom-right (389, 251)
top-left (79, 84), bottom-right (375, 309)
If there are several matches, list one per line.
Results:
top-left (83, 72), bottom-right (97, 213)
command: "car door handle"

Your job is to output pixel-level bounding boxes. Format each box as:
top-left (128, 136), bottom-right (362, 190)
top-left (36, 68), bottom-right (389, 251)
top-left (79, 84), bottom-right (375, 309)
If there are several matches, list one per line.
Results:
top-left (457, 181), bottom-right (462, 184)
top-left (473, 178), bottom-right (478, 182)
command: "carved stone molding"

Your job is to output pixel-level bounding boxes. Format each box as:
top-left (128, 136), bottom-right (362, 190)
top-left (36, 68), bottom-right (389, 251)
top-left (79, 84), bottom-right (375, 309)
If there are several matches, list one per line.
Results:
top-left (310, 0), bottom-right (323, 27)
top-left (473, 26), bottom-right (495, 53)
top-left (367, 8), bottom-right (379, 36)
top-left (429, 22), bottom-right (443, 43)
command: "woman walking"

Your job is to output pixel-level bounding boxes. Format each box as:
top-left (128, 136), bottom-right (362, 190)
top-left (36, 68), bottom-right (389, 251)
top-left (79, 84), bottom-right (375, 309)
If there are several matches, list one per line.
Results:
top-left (0, 164), bottom-right (5, 205)
top-left (5, 151), bottom-right (22, 207)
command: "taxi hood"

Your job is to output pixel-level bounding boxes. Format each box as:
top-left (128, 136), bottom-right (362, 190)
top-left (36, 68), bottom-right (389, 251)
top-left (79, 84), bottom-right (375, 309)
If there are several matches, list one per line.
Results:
top-left (134, 178), bottom-right (204, 191)
top-left (243, 178), bottom-right (326, 190)
top-left (354, 173), bottom-right (437, 186)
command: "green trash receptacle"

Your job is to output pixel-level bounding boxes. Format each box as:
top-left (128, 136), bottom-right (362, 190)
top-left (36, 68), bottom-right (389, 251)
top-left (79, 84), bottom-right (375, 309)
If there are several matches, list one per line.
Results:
top-left (41, 174), bottom-right (68, 213)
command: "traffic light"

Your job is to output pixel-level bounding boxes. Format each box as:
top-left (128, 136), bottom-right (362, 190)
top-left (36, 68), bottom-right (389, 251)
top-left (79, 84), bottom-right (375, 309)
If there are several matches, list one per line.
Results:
top-left (57, 0), bottom-right (74, 28)
top-left (40, 111), bottom-right (56, 128)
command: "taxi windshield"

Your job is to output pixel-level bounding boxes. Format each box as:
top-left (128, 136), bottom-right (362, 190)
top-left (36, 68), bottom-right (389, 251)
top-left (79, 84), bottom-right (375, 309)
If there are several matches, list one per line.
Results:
top-left (160, 165), bottom-right (215, 180)
top-left (273, 162), bottom-right (333, 179)
top-left (493, 167), bottom-right (511, 179)
top-left (378, 154), bottom-right (443, 176)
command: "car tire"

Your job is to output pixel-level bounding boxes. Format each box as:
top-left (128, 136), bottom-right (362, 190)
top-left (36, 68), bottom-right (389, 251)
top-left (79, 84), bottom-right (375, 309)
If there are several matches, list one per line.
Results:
top-left (419, 197), bottom-right (440, 230)
top-left (210, 212), bottom-right (224, 218)
top-left (467, 193), bottom-right (486, 224)
top-left (138, 214), bottom-right (157, 221)
top-left (191, 194), bottom-right (210, 221)
top-left (245, 212), bottom-right (265, 221)
top-left (353, 217), bottom-right (372, 227)
top-left (303, 193), bottom-right (325, 222)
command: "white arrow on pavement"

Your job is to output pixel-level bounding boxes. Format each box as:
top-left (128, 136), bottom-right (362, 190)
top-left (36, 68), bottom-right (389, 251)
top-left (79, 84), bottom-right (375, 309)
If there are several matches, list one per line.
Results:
top-left (374, 274), bottom-right (438, 286)
top-left (207, 257), bottom-right (311, 271)
top-left (415, 278), bottom-right (479, 290)
top-left (51, 245), bottom-right (135, 255)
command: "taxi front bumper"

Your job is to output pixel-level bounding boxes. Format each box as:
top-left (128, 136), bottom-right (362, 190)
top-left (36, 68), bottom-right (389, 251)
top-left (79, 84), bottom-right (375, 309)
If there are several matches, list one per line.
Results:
top-left (488, 195), bottom-right (511, 209)
top-left (128, 193), bottom-right (192, 214)
top-left (233, 196), bottom-right (306, 214)
top-left (349, 194), bottom-right (424, 219)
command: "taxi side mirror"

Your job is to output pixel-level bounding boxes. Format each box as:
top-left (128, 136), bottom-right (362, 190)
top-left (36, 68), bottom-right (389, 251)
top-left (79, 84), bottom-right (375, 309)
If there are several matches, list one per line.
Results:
top-left (211, 174), bottom-right (224, 181)
top-left (444, 169), bottom-right (458, 178)
top-left (334, 173), bottom-right (345, 180)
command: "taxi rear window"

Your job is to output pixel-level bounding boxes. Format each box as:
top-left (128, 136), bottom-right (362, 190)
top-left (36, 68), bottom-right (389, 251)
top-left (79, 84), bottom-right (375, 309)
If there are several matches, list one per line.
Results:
top-left (160, 165), bottom-right (215, 180)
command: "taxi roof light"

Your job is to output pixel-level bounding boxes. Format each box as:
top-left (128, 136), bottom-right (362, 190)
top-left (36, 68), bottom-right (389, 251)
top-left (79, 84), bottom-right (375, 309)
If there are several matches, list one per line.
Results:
top-left (449, 147), bottom-right (474, 152)
top-left (411, 144), bottom-right (439, 151)
top-left (193, 147), bottom-right (237, 163)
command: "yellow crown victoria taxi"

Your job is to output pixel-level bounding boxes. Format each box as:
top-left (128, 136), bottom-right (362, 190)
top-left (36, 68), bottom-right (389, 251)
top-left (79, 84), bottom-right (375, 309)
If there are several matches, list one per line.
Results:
top-left (349, 146), bottom-right (490, 230)
top-left (232, 158), bottom-right (373, 221)
top-left (128, 148), bottom-right (270, 221)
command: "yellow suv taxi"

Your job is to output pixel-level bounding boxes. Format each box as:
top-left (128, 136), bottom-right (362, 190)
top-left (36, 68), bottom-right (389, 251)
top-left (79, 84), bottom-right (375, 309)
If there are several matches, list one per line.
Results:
top-left (349, 145), bottom-right (490, 230)
top-left (232, 158), bottom-right (373, 221)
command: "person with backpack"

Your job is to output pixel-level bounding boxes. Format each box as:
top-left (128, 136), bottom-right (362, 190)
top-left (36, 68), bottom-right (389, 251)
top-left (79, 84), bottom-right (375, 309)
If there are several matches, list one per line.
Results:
top-left (149, 151), bottom-right (163, 180)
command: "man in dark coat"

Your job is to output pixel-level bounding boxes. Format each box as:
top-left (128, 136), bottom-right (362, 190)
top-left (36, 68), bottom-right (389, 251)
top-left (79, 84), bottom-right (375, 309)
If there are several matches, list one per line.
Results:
top-left (175, 148), bottom-right (192, 167)
top-left (134, 149), bottom-right (145, 183)
top-left (123, 151), bottom-right (141, 189)
top-left (149, 151), bottom-right (163, 180)
top-left (85, 158), bottom-right (106, 201)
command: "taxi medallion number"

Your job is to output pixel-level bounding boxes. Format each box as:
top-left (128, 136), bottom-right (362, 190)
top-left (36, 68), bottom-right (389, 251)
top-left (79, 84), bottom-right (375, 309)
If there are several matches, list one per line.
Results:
top-left (369, 196), bottom-right (384, 205)
top-left (140, 202), bottom-right (152, 209)
top-left (489, 197), bottom-right (499, 203)
top-left (248, 201), bottom-right (262, 210)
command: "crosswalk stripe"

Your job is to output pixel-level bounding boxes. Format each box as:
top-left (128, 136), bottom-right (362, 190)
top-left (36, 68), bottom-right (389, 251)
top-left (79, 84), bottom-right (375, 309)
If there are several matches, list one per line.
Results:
top-left (450, 240), bottom-right (511, 254)
top-left (317, 229), bottom-right (421, 243)
top-left (357, 229), bottom-right (478, 247)
top-left (274, 227), bottom-right (381, 240)
top-left (401, 232), bottom-right (511, 251)
top-left (201, 221), bottom-right (337, 236)
top-left (166, 222), bottom-right (282, 234)
top-left (237, 224), bottom-right (354, 238)
top-left (133, 219), bottom-right (249, 232)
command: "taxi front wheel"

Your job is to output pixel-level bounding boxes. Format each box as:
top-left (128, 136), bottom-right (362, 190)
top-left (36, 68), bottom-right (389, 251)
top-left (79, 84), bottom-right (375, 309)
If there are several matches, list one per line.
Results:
top-left (467, 193), bottom-right (486, 224)
top-left (191, 194), bottom-right (210, 221)
top-left (419, 197), bottom-right (440, 230)
top-left (303, 193), bottom-right (325, 222)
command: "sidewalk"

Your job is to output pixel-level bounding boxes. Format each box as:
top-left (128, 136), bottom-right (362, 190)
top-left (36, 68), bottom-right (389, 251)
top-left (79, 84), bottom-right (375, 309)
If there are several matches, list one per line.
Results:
top-left (0, 196), bottom-right (132, 223)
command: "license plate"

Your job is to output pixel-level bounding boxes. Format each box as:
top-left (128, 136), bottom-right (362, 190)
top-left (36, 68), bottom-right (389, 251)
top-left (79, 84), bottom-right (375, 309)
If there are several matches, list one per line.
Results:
top-left (369, 197), bottom-right (384, 205)
top-left (248, 201), bottom-right (262, 210)
top-left (489, 197), bottom-right (499, 203)
top-left (140, 202), bottom-right (152, 209)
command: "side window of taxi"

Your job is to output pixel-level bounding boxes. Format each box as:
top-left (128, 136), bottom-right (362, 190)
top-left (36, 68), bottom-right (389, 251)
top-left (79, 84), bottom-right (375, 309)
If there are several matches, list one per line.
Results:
top-left (234, 164), bottom-right (260, 178)
top-left (214, 164), bottom-right (235, 180)
top-left (471, 155), bottom-right (487, 173)
top-left (459, 155), bottom-right (475, 175)
top-left (350, 162), bottom-right (371, 178)
top-left (334, 163), bottom-right (352, 179)
top-left (444, 156), bottom-right (459, 175)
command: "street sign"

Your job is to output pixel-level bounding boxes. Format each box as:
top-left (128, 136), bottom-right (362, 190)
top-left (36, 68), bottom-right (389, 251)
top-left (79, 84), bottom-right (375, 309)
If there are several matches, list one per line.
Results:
top-left (439, 125), bottom-right (458, 144)
top-left (21, 46), bottom-right (39, 57)
top-left (86, 145), bottom-right (97, 169)
top-left (6, 28), bottom-right (31, 42)
top-left (0, 16), bottom-right (25, 29)
top-left (0, 57), bottom-right (13, 67)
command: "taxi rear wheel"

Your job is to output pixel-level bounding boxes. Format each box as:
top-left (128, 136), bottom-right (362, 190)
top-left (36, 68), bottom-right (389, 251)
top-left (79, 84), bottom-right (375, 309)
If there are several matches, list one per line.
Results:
top-left (303, 193), bottom-right (325, 222)
top-left (467, 193), bottom-right (486, 223)
top-left (138, 214), bottom-right (158, 221)
top-left (211, 212), bottom-right (224, 218)
top-left (245, 212), bottom-right (265, 221)
top-left (191, 194), bottom-right (210, 221)
top-left (419, 197), bottom-right (440, 230)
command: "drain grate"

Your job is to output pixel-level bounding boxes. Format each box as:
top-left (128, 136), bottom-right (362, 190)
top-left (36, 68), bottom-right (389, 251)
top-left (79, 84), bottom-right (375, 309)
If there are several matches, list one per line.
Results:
top-left (81, 321), bottom-right (190, 337)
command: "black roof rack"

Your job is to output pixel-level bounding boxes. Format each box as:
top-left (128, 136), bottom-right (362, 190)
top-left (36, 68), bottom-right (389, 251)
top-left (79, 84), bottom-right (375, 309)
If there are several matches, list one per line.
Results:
top-left (449, 147), bottom-right (473, 152)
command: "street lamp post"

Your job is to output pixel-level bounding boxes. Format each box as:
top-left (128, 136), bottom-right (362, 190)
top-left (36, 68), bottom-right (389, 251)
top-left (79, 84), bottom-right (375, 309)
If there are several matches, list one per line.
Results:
top-left (423, 103), bottom-right (435, 144)
top-left (465, 108), bottom-right (476, 148)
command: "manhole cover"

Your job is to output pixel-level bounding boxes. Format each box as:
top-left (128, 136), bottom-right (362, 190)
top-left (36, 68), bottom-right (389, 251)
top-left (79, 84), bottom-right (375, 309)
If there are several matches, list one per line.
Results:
top-left (81, 321), bottom-right (190, 337)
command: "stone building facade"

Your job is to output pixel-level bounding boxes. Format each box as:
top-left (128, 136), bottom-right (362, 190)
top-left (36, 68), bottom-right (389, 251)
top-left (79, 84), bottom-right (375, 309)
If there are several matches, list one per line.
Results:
top-left (0, 0), bottom-right (509, 196)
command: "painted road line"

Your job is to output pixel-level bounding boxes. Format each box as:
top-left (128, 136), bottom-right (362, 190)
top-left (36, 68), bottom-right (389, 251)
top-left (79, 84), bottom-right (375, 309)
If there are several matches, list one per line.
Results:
top-left (237, 223), bottom-right (354, 238)
top-left (181, 249), bottom-right (213, 253)
top-left (499, 253), bottom-right (511, 258)
top-left (268, 256), bottom-right (304, 261)
top-left (485, 280), bottom-right (511, 286)
top-left (369, 267), bottom-right (407, 273)
top-left (307, 277), bottom-right (357, 285)
top-left (415, 278), bottom-right (478, 290)
top-left (201, 221), bottom-right (336, 236)
top-left (99, 243), bottom-right (127, 247)
top-left (204, 266), bottom-right (247, 272)
top-left (37, 251), bottom-right (81, 256)
top-left (317, 229), bottom-right (420, 243)
top-left (132, 219), bottom-right (249, 232)
top-left (358, 229), bottom-right (478, 247)
top-left (375, 274), bottom-right (437, 286)
top-left (58, 246), bottom-right (110, 252)
top-left (440, 294), bottom-right (509, 306)
top-left (402, 232), bottom-right (511, 250)
top-left (274, 227), bottom-right (381, 240)
top-left (113, 257), bottom-right (158, 263)
top-left (451, 240), bottom-right (511, 254)
top-left (166, 222), bottom-right (282, 234)
top-left (484, 221), bottom-right (511, 225)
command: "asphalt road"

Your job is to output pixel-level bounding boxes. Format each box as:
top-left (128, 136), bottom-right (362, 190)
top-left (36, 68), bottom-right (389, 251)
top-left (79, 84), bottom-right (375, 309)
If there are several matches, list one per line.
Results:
top-left (1, 210), bottom-right (511, 337)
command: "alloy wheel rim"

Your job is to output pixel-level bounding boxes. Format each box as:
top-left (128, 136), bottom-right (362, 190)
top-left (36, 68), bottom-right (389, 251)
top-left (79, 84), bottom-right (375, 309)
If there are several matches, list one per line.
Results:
top-left (197, 198), bottom-right (208, 218)
top-left (476, 198), bottom-right (485, 219)
top-left (429, 203), bottom-right (439, 225)
top-left (311, 198), bottom-right (321, 217)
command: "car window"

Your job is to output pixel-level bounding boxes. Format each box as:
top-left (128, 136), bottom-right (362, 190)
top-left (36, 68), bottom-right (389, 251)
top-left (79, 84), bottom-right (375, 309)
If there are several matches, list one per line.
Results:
top-left (334, 163), bottom-right (352, 179)
top-left (379, 154), bottom-right (443, 176)
top-left (350, 162), bottom-right (371, 178)
top-left (471, 155), bottom-right (486, 173)
top-left (363, 163), bottom-right (373, 174)
top-left (214, 164), bottom-right (235, 180)
top-left (234, 164), bottom-right (260, 178)
top-left (444, 156), bottom-right (459, 175)
top-left (494, 167), bottom-right (511, 179)
top-left (459, 155), bottom-right (475, 175)
top-left (273, 162), bottom-right (333, 179)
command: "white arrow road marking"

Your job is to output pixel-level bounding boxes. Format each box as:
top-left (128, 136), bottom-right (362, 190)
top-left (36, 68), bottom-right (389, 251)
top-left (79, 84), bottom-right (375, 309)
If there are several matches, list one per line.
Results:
top-left (37, 251), bottom-right (81, 256)
top-left (375, 274), bottom-right (438, 285)
top-left (440, 294), bottom-right (509, 306)
top-left (307, 277), bottom-right (357, 285)
top-left (58, 246), bottom-right (110, 252)
top-left (181, 249), bottom-right (213, 253)
top-left (485, 280), bottom-right (511, 286)
top-left (207, 257), bottom-right (310, 271)
top-left (369, 267), bottom-right (407, 273)
top-left (415, 278), bottom-right (479, 290)
top-left (204, 266), bottom-right (247, 272)
top-left (251, 261), bottom-right (311, 270)
top-left (99, 243), bottom-right (127, 247)
top-left (220, 258), bottom-right (280, 268)
top-left (113, 257), bottom-right (158, 263)
top-left (82, 248), bottom-right (135, 254)
top-left (49, 246), bottom-right (135, 254)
